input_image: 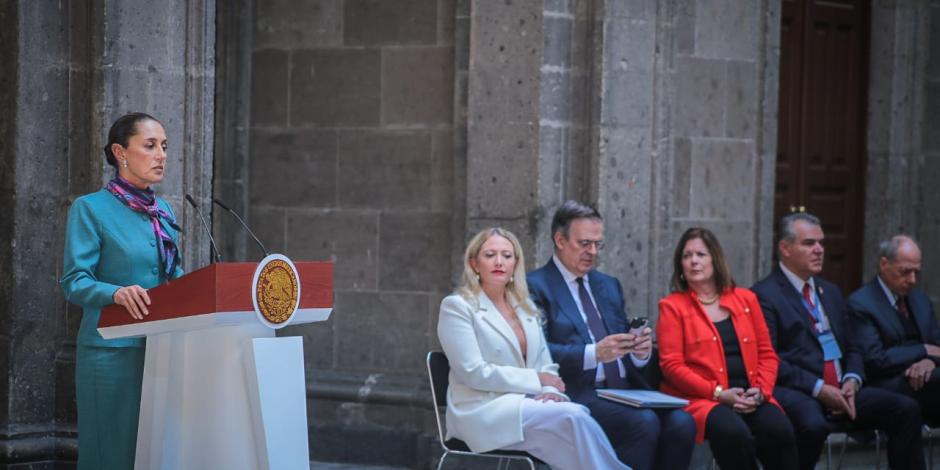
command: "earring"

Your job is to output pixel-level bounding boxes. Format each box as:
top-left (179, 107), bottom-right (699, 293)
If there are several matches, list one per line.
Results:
top-left (680, 273), bottom-right (685, 281)
top-left (475, 272), bottom-right (480, 282)
top-left (122, 159), bottom-right (128, 168)
top-left (509, 275), bottom-right (515, 284)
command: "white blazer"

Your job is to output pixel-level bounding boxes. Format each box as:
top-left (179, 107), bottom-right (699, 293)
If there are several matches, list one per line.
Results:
top-left (437, 291), bottom-right (567, 453)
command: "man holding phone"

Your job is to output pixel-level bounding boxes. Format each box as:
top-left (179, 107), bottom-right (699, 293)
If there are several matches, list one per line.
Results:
top-left (527, 201), bottom-right (695, 470)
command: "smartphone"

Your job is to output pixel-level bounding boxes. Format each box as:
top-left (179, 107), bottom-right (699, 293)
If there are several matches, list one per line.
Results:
top-left (628, 317), bottom-right (649, 333)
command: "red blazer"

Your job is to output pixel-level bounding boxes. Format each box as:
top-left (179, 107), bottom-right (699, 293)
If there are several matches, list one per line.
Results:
top-left (657, 287), bottom-right (780, 442)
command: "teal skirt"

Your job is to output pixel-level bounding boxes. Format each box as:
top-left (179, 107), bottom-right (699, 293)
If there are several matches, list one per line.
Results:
top-left (75, 344), bottom-right (145, 470)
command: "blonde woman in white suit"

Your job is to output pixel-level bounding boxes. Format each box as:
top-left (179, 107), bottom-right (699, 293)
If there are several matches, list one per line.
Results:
top-left (437, 227), bottom-right (629, 470)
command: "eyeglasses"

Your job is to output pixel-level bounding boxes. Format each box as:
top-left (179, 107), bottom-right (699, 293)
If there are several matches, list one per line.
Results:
top-left (576, 239), bottom-right (605, 250)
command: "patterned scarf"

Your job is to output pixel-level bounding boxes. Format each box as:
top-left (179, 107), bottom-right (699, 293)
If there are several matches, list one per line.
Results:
top-left (106, 175), bottom-right (181, 278)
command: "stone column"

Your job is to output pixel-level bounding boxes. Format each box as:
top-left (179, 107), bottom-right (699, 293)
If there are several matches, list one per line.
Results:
top-left (0, 1), bottom-right (215, 465)
top-left (590, 1), bottom-right (659, 315)
top-left (213, 0), bottom-right (254, 262)
top-left (864, 0), bottom-right (931, 284)
top-left (3, 2), bottom-right (74, 463)
top-left (920, 0), bottom-right (940, 301)
top-left (588, 0), bottom-right (780, 317)
top-left (465, 0), bottom-right (545, 258)
top-left (93, 0), bottom-right (216, 270)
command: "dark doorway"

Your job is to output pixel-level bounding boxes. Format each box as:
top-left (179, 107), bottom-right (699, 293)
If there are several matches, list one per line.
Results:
top-left (776, 0), bottom-right (870, 292)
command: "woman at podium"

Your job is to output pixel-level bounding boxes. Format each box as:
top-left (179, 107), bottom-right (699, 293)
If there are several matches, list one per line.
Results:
top-left (60, 113), bottom-right (183, 470)
top-left (437, 228), bottom-right (628, 469)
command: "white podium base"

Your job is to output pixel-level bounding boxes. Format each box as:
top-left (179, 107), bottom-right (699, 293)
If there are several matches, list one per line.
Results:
top-left (136, 324), bottom-right (310, 470)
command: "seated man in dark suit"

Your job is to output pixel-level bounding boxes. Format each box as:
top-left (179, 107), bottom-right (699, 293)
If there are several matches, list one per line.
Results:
top-left (849, 235), bottom-right (940, 424)
top-left (527, 201), bottom-right (695, 470)
top-left (752, 213), bottom-right (923, 470)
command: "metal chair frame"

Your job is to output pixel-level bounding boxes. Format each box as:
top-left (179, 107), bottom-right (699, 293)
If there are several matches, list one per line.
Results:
top-left (427, 351), bottom-right (541, 470)
top-left (924, 424), bottom-right (937, 469)
top-left (826, 421), bottom-right (940, 470)
top-left (825, 416), bottom-right (883, 470)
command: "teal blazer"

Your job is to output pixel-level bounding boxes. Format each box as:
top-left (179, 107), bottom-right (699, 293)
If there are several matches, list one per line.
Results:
top-left (61, 189), bottom-right (184, 347)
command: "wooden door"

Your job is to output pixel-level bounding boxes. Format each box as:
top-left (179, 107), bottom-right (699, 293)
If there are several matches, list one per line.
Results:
top-left (776, 0), bottom-right (870, 292)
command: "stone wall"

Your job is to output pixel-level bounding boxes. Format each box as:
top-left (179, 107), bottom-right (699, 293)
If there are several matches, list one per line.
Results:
top-left (230, 0), bottom-right (781, 467)
top-left (4, 2), bottom-right (86, 464)
top-left (231, 0), bottom-right (456, 465)
top-left (0, 0), bottom-right (18, 443)
top-left (919, 0), bottom-right (940, 300)
top-left (864, 0), bottom-right (940, 304)
top-left (2, 0), bottom-right (939, 468)
top-left (0, 0), bottom-right (215, 466)
top-left (580, 0), bottom-right (780, 317)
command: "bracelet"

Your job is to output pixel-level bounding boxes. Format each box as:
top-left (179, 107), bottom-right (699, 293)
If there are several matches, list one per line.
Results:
top-left (713, 384), bottom-right (723, 401)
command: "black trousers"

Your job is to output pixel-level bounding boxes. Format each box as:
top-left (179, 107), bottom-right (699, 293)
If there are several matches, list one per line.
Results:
top-left (775, 385), bottom-right (924, 470)
top-left (705, 403), bottom-right (798, 470)
top-left (577, 390), bottom-right (696, 470)
top-left (877, 367), bottom-right (940, 426)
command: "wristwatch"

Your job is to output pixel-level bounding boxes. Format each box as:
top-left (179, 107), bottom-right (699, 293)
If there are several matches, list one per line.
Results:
top-left (713, 384), bottom-right (723, 401)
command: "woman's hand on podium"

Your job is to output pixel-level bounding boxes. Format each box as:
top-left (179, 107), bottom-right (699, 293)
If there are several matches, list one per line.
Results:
top-left (113, 285), bottom-right (151, 320)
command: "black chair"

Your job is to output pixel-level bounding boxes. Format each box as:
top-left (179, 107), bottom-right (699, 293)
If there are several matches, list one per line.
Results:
top-left (426, 351), bottom-right (544, 470)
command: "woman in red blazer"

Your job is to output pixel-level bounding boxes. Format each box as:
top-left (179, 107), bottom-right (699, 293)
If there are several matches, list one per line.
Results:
top-left (657, 228), bottom-right (797, 470)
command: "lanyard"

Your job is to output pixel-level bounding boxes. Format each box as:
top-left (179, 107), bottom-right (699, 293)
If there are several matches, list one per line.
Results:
top-left (800, 287), bottom-right (829, 333)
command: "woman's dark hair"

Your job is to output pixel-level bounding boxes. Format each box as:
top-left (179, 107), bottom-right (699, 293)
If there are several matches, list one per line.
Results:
top-left (670, 227), bottom-right (736, 293)
top-left (103, 112), bottom-right (160, 168)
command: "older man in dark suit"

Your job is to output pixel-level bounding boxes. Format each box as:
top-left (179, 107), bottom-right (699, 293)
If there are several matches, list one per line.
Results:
top-left (849, 235), bottom-right (940, 424)
top-left (527, 201), bottom-right (694, 470)
top-left (752, 214), bottom-right (923, 470)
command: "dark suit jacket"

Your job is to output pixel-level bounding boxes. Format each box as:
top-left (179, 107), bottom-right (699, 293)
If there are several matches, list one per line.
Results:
top-left (848, 277), bottom-right (940, 383)
top-left (527, 259), bottom-right (655, 401)
top-left (751, 266), bottom-right (864, 395)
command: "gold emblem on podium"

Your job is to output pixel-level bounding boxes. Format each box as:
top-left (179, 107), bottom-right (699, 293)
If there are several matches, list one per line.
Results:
top-left (252, 254), bottom-right (301, 328)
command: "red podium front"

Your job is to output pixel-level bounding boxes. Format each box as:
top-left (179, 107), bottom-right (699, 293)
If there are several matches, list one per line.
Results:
top-left (99, 261), bottom-right (333, 470)
top-left (100, 261), bottom-right (332, 336)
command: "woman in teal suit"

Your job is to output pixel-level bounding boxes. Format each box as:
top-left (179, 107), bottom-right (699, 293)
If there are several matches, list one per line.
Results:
top-left (60, 112), bottom-right (183, 469)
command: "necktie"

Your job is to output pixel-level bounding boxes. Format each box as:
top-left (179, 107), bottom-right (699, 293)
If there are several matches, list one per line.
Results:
top-left (803, 283), bottom-right (839, 388)
top-left (896, 296), bottom-right (910, 319)
top-left (576, 278), bottom-right (627, 389)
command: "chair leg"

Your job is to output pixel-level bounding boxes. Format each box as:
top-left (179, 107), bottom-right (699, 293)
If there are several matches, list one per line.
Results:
top-left (926, 429), bottom-right (930, 470)
top-left (875, 432), bottom-right (882, 470)
top-left (826, 433), bottom-right (832, 470)
top-left (835, 433), bottom-right (847, 470)
top-left (436, 450), bottom-right (449, 470)
top-left (925, 426), bottom-right (933, 470)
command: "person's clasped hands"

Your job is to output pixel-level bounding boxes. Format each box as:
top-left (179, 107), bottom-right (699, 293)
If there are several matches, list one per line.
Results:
top-left (717, 387), bottom-right (764, 414)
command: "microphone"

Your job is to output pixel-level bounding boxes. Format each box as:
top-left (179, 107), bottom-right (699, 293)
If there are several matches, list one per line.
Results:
top-left (184, 194), bottom-right (222, 263)
top-left (212, 198), bottom-right (269, 258)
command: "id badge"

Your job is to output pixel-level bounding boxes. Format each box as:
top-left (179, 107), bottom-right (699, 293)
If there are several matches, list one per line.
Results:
top-left (818, 331), bottom-right (842, 361)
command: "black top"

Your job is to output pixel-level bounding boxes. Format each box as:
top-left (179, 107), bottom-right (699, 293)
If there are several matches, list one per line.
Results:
top-left (714, 318), bottom-right (750, 389)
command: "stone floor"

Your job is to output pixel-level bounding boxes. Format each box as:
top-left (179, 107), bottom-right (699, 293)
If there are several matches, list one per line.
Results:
top-left (311, 431), bottom-right (940, 469)
top-left (311, 462), bottom-right (409, 470)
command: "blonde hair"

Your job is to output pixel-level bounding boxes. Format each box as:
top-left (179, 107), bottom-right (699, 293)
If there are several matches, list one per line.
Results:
top-left (456, 227), bottom-right (536, 315)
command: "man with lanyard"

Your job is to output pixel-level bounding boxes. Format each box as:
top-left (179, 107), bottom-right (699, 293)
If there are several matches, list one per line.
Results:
top-left (752, 213), bottom-right (924, 470)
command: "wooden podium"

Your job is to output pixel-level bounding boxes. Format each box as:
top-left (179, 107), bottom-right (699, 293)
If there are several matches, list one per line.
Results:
top-left (99, 261), bottom-right (333, 470)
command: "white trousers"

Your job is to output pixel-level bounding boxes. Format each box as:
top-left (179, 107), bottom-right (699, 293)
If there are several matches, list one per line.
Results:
top-left (503, 398), bottom-right (630, 470)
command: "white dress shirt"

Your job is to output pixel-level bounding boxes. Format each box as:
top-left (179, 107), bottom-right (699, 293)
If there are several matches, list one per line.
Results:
top-left (551, 255), bottom-right (649, 383)
top-left (779, 262), bottom-right (861, 395)
top-left (877, 275), bottom-right (902, 309)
